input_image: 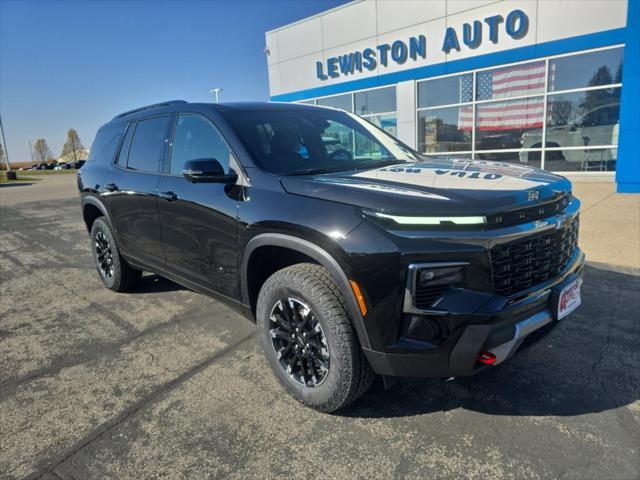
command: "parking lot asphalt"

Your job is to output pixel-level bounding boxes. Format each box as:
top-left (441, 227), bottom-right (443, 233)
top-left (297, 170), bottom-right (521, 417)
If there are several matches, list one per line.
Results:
top-left (1, 174), bottom-right (639, 480)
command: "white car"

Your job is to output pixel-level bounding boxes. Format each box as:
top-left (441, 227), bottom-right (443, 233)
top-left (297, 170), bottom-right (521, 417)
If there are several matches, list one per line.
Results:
top-left (520, 103), bottom-right (619, 169)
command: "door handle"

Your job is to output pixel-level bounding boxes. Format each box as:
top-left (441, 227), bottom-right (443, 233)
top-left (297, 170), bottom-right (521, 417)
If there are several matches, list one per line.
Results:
top-left (158, 190), bottom-right (178, 201)
top-left (104, 183), bottom-right (118, 192)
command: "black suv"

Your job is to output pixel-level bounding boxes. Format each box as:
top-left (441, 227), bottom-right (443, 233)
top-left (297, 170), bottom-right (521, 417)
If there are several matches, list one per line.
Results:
top-left (79, 100), bottom-right (584, 412)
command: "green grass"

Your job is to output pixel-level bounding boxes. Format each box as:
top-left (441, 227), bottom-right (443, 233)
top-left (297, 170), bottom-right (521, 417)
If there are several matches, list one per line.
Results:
top-left (0, 175), bottom-right (38, 184)
top-left (0, 169), bottom-right (78, 183)
top-left (27, 169), bottom-right (78, 176)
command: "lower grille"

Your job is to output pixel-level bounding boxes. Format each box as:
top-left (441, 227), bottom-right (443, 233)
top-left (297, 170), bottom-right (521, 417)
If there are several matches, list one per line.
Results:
top-left (516, 321), bottom-right (556, 353)
top-left (491, 217), bottom-right (579, 297)
top-left (414, 284), bottom-right (448, 309)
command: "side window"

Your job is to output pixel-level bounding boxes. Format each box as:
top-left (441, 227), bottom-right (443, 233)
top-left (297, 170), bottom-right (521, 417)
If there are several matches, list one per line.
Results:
top-left (116, 123), bottom-right (135, 166)
top-left (170, 114), bottom-right (231, 175)
top-left (127, 116), bottom-right (171, 172)
top-left (87, 125), bottom-right (125, 164)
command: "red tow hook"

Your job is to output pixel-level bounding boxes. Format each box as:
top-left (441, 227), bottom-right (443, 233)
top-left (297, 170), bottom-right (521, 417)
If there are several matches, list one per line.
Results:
top-left (477, 351), bottom-right (497, 365)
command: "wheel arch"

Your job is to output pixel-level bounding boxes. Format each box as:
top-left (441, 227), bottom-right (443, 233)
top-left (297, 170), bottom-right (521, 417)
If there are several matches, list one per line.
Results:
top-left (242, 233), bottom-right (371, 350)
top-left (82, 196), bottom-right (111, 233)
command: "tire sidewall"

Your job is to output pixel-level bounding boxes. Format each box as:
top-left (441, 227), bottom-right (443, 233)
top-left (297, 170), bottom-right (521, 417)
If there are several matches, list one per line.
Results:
top-left (257, 272), bottom-right (351, 409)
top-left (90, 218), bottom-right (122, 290)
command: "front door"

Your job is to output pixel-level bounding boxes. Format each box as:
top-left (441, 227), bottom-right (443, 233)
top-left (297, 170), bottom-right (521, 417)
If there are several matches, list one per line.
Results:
top-left (156, 113), bottom-right (239, 298)
top-left (102, 115), bottom-right (172, 269)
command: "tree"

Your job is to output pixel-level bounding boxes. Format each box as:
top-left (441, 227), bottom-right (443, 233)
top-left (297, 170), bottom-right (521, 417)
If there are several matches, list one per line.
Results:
top-left (61, 128), bottom-right (85, 162)
top-left (580, 66), bottom-right (616, 115)
top-left (33, 138), bottom-right (53, 163)
top-left (0, 143), bottom-right (4, 164)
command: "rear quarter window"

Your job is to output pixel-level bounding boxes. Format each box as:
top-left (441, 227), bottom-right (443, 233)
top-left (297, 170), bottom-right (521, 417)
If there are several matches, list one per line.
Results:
top-left (126, 116), bottom-right (172, 172)
top-left (87, 125), bottom-right (125, 164)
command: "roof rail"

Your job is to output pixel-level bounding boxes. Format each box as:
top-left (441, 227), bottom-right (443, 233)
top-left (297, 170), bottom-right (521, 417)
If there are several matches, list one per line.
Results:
top-left (112, 100), bottom-right (188, 120)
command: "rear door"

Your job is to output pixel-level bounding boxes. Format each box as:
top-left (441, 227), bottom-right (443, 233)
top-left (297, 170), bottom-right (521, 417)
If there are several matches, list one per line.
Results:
top-left (102, 115), bottom-right (172, 269)
top-left (156, 113), bottom-right (240, 298)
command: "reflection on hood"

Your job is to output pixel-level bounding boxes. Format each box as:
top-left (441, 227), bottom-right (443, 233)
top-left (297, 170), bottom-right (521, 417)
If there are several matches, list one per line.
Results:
top-left (280, 157), bottom-right (571, 216)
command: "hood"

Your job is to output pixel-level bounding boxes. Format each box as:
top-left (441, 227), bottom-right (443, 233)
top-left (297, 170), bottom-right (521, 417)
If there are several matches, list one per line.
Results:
top-left (280, 158), bottom-right (571, 216)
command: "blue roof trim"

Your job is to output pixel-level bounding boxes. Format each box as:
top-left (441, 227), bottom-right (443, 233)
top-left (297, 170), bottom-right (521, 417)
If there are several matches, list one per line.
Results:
top-left (271, 27), bottom-right (627, 102)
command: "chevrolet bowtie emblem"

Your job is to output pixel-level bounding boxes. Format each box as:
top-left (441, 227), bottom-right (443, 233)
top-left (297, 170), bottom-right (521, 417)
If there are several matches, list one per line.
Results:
top-left (527, 190), bottom-right (540, 201)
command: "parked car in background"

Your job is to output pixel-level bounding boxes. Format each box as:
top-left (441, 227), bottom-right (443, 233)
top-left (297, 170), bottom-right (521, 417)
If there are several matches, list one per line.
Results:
top-left (520, 103), bottom-right (619, 170)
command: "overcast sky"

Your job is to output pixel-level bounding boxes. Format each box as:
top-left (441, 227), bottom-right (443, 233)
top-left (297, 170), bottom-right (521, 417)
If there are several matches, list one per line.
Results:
top-left (0, 0), bottom-right (348, 162)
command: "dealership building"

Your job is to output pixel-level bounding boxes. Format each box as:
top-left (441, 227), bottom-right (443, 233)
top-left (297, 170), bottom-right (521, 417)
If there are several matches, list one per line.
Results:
top-left (266, 0), bottom-right (639, 192)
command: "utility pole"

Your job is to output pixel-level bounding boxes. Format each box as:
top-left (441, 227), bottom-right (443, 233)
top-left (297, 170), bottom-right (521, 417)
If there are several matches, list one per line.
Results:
top-left (28, 140), bottom-right (34, 163)
top-left (0, 113), bottom-right (16, 180)
top-left (209, 88), bottom-right (222, 103)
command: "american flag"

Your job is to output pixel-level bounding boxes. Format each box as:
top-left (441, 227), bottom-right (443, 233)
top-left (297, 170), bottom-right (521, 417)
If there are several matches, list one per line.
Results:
top-left (459, 61), bottom-right (546, 131)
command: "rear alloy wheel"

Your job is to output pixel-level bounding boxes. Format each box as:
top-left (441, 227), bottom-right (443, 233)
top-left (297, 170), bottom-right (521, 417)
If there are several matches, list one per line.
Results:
top-left (95, 230), bottom-right (114, 279)
top-left (90, 217), bottom-right (141, 292)
top-left (257, 263), bottom-right (374, 412)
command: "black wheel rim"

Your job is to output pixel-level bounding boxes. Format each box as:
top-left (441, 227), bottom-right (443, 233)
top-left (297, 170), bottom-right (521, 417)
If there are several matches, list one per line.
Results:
top-left (269, 297), bottom-right (330, 387)
top-left (95, 231), bottom-right (114, 279)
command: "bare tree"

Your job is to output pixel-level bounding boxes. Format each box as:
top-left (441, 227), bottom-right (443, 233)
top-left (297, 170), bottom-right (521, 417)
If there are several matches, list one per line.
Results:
top-left (33, 138), bottom-right (53, 163)
top-left (61, 128), bottom-right (85, 162)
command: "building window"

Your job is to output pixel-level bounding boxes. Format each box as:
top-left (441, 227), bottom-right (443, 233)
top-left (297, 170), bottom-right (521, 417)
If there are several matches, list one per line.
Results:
top-left (354, 86), bottom-right (397, 136)
top-left (418, 73), bottom-right (473, 108)
top-left (475, 96), bottom-right (544, 168)
top-left (416, 46), bottom-right (624, 171)
top-left (417, 73), bottom-right (473, 155)
top-left (312, 87), bottom-right (398, 136)
top-left (548, 48), bottom-right (623, 92)
top-left (417, 106), bottom-right (472, 153)
top-left (354, 86), bottom-right (396, 115)
top-left (316, 93), bottom-right (352, 111)
top-left (476, 61), bottom-right (546, 101)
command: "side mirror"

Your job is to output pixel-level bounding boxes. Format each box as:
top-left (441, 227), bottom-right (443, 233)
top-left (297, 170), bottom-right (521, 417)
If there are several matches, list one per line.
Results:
top-left (182, 158), bottom-right (237, 184)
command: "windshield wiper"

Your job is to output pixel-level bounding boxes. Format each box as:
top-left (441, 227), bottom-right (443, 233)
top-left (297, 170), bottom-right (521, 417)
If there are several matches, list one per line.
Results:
top-left (285, 159), bottom-right (416, 176)
top-left (355, 158), bottom-right (414, 170)
top-left (285, 167), bottom-right (338, 176)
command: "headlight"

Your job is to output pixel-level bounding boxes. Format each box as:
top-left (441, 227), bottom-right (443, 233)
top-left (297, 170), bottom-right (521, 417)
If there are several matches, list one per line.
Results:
top-left (367, 211), bottom-right (486, 226)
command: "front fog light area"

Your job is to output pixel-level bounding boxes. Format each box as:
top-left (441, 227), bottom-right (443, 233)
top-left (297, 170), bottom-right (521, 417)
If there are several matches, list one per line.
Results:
top-left (405, 262), bottom-right (470, 313)
top-left (417, 266), bottom-right (464, 287)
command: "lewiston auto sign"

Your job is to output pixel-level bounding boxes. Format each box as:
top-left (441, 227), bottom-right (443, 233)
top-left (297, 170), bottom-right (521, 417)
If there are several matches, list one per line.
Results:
top-left (315, 9), bottom-right (529, 81)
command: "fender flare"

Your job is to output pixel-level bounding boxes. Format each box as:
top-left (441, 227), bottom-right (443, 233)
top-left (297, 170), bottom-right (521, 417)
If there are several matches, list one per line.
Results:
top-left (241, 233), bottom-right (371, 350)
top-left (81, 196), bottom-right (112, 230)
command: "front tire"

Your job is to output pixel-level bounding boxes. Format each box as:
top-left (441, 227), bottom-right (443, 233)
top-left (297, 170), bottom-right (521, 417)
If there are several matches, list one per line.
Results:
top-left (256, 263), bottom-right (374, 412)
top-left (90, 217), bottom-right (141, 292)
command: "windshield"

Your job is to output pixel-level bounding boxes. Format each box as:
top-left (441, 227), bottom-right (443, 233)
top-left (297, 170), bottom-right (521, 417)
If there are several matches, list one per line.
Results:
top-left (225, 108), bottom-right (420, 174)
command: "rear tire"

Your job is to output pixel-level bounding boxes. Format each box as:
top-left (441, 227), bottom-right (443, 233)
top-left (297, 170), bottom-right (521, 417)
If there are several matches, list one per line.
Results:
top-left (90, 217), bottom-right (142, 292)
top-left (256, 263), bottom-right (374, 412)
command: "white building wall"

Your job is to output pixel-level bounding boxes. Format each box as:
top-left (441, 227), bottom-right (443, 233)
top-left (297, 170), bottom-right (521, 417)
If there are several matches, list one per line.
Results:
top-left (266, 0), bottom-right (628, 97)
top-left (396, 80), bottom-right (416, 146)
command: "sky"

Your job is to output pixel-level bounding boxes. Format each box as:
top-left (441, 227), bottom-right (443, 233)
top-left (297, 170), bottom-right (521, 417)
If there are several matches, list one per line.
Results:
top-left (0, 0), bottom-right (348, 162)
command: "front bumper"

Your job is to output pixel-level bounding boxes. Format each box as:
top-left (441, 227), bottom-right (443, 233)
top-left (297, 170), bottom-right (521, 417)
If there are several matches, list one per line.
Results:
top-left (362, 249), bottom-right (585, 378)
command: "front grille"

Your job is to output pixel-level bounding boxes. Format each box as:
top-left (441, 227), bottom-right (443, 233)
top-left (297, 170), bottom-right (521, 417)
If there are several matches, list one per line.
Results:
top-left (414, 284), bottom-right (448, 309)
top-left (487, 193), bottom-right (571, 228)
top-left (491, 217), bottom-right (579, 297)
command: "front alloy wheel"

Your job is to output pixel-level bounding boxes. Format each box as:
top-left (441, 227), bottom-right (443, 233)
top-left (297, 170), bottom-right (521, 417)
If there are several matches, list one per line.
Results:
top-left (269, 297), bottom-right (330, 387)
top-left (256, 263), bottom-right (375, 412)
